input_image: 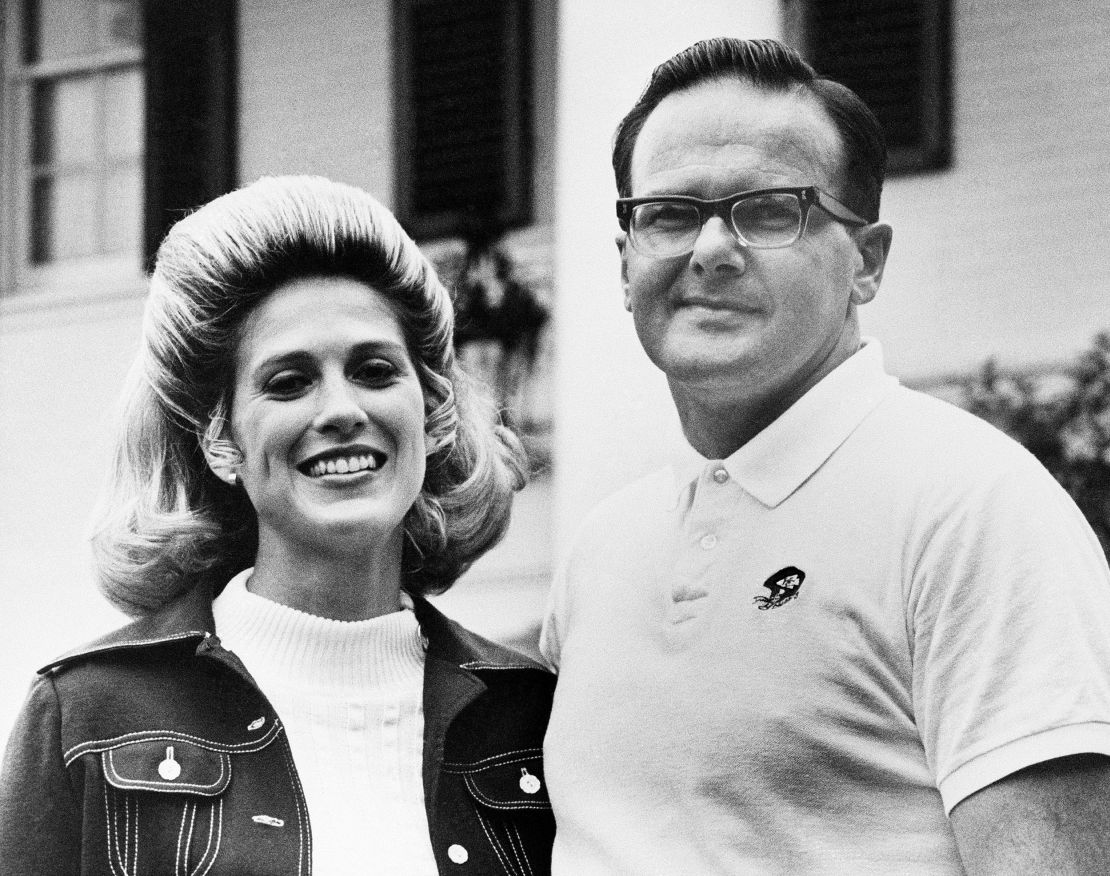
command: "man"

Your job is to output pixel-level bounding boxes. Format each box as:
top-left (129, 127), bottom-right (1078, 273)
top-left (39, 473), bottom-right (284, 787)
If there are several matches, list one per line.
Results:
top-left (540, 37), bottom-right (1110, 874)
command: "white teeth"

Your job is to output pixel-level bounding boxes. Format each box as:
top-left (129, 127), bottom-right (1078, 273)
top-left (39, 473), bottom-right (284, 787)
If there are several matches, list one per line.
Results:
top-left (306, 454), bottom-right (379, 477)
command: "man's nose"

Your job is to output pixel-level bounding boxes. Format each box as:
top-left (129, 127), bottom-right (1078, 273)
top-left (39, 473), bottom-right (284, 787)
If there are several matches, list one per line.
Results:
top-left (689, 215), bottom-right (746, 276)
top-left (313, 376), bottom-right (369, 434)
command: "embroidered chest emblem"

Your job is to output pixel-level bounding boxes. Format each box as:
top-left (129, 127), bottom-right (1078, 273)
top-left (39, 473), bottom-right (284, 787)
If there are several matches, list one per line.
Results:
top-left (754, 566), bottom-right (805, 610)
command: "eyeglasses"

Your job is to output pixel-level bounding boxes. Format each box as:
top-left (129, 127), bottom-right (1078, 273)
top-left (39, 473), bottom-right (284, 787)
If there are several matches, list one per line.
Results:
top-left (616, 186), bottom-right (869, 258)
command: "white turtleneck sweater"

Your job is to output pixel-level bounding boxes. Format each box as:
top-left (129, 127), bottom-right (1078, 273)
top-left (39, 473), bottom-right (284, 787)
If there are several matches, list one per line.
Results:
top-left (212, 569), bottom-right (439, 875)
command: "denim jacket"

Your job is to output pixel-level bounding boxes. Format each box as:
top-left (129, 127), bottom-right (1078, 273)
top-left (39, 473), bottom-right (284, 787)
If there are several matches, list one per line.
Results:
top-left (0, 583), bottom-right (555, 875)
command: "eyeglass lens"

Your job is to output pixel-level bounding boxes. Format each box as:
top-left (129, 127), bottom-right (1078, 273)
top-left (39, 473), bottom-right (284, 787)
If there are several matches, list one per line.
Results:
top-left (631, 192), bottom-right (804, 256)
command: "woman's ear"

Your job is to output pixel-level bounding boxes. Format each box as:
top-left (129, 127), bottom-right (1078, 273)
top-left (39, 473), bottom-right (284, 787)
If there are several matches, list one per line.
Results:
top-left (201, 411), bottom-right (243, 485)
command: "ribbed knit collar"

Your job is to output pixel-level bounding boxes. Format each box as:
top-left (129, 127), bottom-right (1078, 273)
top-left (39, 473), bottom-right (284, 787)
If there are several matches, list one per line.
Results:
top-left (212, 568), bottom-right (426, 693)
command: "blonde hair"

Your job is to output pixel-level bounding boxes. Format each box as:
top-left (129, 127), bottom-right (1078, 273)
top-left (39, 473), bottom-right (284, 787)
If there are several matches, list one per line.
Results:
top-left (92, 175), bottom-right (526, 615)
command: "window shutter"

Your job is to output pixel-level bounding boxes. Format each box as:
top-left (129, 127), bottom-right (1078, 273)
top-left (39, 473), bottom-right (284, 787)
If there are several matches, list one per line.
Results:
top-left (394, 0), bottom-right (532, 239)
top-left (800, 0), bottom-right (950, 173)
top-left (142, 0), bottom-right (237, 265)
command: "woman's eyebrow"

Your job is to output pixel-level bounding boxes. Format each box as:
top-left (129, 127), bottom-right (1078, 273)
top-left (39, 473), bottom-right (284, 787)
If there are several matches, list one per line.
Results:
top-left (250, 350), bottom-right (314, 375)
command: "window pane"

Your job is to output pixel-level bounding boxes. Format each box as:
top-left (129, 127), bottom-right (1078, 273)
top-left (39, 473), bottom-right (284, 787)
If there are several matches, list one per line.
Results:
top-left (104, 68), bottom-right (144, 159)
top-left (47, 76), bottom-right (99, 167)
top-left (47, 172), bottom-right (99, 259)
top-left (33, 0), bottom-right (97, 63)
top-left (101, 165), bottom-right (142, 254)
top-left (97, 0), bottom-right (141, 52)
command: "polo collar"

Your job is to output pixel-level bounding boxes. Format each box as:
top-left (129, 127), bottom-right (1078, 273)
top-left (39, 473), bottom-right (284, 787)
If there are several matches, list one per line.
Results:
top-left (670, 339), bottom-right (898, 509)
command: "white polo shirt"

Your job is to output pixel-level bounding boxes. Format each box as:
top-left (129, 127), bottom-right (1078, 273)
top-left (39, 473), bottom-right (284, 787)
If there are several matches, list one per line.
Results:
top-left (541, 340), bottom-right (1110, 875)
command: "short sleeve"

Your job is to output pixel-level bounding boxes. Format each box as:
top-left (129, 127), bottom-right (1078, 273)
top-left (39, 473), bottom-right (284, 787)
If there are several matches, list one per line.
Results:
top-left (910, 456), bottom-right (1110, 813)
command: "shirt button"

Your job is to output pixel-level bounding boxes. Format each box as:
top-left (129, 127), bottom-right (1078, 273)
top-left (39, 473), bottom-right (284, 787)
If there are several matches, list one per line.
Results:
top-left (700, 534), bottom-right (717, 550)
top-left (712, 468), bottom-right (729, 484)
top-left (448, 844), bottom-right (469, 864)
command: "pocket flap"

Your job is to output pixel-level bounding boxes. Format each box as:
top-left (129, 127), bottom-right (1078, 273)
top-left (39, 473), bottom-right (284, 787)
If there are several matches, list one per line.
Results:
top-left (102, 739), bottom-right (231, 796)
top-left (456, 751), bottom-right (551, 812)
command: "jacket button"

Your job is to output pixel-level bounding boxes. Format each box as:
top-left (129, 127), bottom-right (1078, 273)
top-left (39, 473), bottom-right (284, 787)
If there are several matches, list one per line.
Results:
top-left (158, 746), bottom-right (181, 781)
top-left (447, 844), bottom-right (469, 864)
top-left (519, 767), bottom-right (541, 794)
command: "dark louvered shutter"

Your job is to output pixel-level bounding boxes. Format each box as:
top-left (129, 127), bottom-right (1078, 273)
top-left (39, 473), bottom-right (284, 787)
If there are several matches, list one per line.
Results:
top-left (142, 0), bottom-right (238, 265)
top-left (394, 0), bottom-right (532, 239)
top-left (800, 0), bottom-right (951, 173)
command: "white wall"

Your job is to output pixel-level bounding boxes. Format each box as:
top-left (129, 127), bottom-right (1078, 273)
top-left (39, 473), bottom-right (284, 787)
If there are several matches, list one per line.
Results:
top-left (0, 297), bottom-right (137, 737)
top-left (238, 0), bottom-right (396, 198)
top-left (550, 0), bottom-right (781, 551)
top-left (866, 0), bottom-right (1110, 380)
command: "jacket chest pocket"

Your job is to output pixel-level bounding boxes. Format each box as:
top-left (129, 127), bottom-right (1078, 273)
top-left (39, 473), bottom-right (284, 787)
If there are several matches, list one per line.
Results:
top-left (99, 739), bottom-right (231, 876)
top-left (446, 749), bottom-right (555, 876)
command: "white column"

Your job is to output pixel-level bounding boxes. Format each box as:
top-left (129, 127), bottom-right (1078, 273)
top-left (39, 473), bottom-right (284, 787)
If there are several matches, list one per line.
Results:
top-left (550, 1), bottom-right (782, 553)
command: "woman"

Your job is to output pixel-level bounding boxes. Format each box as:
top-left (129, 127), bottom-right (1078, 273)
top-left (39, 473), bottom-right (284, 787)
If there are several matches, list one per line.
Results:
top-left (0, 176), bottom-right (555, 875)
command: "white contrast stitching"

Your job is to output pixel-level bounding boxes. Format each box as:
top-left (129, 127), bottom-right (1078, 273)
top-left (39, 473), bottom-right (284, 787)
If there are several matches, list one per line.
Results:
top-left (510, 822), bottom-right (534, 876)
top-left (103, 783), bottom-right (125, 876)
top-left (66, 720), bottom-right (282, 764)
top-left (460, 661), bottom-right (538, 671)
top-left (462, 775), bottom-right (551, 811)
top-left (44, 633), bottom-right (207, 672)
top-left (175, 802), bottom-right (190, 876)
top-left (186, 800), bottom-right (215, 876)
top-left (195, 799), bottom-right (223, 876)
top-left (279, 737), bottom-right (308, 876)
top-left (103, 748), bottom-right (230, 794)
top-left (442, 748), bottom-right (543, 771)
top-left (475, 808), bottom-right (513, 874)
top-left (131, 795), bottom-right (140, 876)
top-left (503, 817), bottom-right (527, 876)
top-left (182, 801), bottom-right (197, 875)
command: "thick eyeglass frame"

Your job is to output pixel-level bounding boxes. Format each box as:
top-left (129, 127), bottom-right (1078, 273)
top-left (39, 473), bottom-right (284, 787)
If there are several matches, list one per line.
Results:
top-left (615, 186), bottom-right (870, 256)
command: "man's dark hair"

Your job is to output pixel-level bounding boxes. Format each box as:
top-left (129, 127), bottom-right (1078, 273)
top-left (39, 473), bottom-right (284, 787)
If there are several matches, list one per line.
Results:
top-left (612, 37), bottom-right (887, 222)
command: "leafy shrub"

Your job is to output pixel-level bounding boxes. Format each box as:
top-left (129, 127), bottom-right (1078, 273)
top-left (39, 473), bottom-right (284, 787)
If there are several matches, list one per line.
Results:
top-left (961, 332), bottom-right (1110, 554)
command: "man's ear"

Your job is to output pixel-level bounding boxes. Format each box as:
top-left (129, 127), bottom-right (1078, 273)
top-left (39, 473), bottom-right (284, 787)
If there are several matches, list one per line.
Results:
top-left (617, 233), bottom-right (632, 312)
top-left (849, 222), bottom-right (893, 306)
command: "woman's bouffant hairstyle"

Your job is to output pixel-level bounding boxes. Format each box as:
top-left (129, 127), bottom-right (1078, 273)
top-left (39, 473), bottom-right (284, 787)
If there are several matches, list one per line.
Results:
top-left (612, 37), bottom-right (887, 223)
top-left (92, 175), bottom-right (527, 615)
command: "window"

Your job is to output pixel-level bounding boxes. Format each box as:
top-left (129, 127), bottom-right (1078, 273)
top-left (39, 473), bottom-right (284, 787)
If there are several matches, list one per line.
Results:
top-left (19, 0), bottom-right (144, 270)
top-left (1, 0), bottom-right (236, 300)
top-left (393, 0), bottom-right (532, 240)
top-left (785, 0), bottom-right (951, 173)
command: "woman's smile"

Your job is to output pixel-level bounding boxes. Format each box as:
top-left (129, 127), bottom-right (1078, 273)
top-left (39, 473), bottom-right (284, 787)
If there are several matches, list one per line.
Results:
top-left (297, 445), bottom-right (386, 479)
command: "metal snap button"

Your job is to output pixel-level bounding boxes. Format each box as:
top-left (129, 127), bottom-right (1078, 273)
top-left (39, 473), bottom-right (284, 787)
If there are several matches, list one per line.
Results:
top-left (700, 533), bottom-right (717, 550)
top-left (158, 745), bottom-right (181, 781)
top-left (447, 843), bottom-right (469, 864)
top-left (519, 767), bottom-right (541, 794)
top-left (712, 468), bottom-right (729, 484)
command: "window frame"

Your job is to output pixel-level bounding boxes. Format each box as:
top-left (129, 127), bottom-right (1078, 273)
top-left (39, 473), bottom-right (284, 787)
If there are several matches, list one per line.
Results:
top-left (1, 0), bottom-right (147, 308)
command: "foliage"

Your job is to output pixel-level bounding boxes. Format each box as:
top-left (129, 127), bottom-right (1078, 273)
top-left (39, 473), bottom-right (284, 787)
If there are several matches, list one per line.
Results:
top-left (962, 332), bottom-right (1110, 553)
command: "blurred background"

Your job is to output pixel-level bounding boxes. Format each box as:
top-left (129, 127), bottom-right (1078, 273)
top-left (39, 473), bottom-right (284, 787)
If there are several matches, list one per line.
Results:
top-left (1, 0), bottom-right (1108, 749)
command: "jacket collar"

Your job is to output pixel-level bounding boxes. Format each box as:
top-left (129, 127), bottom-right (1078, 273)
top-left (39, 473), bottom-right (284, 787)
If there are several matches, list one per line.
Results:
top-left (39, 581), bottom-right (216, 674)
